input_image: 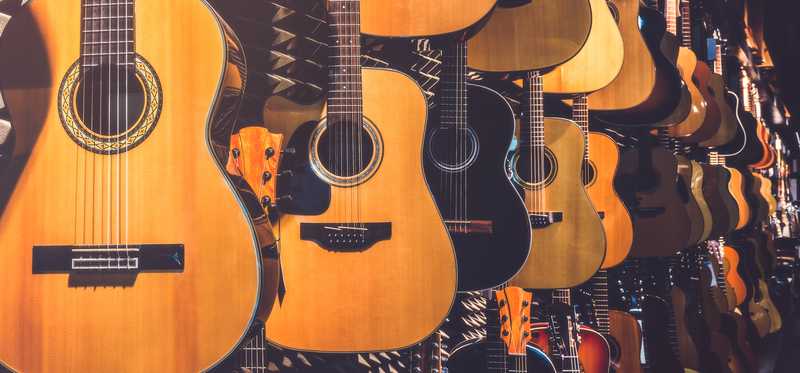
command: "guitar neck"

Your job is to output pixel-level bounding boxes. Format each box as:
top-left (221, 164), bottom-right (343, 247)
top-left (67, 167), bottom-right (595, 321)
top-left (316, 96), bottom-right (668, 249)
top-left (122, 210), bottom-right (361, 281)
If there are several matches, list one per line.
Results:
top-left (572, 93), bottom-right (590, 163)
top-left (440, 42), bottom-right (468, 129)
top-left (665, 0), bottom-right (678, 36)
top-left (522, 71), bottom-right (545, 149)
top-left (592, 270), bottom-right (611, 335)
top-left (81, 0), bottom-right (136, 69)
top-left (327, 0), bottom-right (364, 121)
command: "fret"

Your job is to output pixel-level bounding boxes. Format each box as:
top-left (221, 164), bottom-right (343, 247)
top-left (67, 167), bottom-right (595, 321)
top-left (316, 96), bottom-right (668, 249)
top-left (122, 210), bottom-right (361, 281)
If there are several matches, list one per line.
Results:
top-left (327, 0), bottom-right (363, 121)
top-left (680, 0), bottom-right (693, 48)
top-left (665, 0), bottom-right (678, 35)
top-left (572, 94), bottom-right (590, 164)
top-left (80, 0), bottom-right (136, 69)
top-left (439, 42), bottom-right (468, 129)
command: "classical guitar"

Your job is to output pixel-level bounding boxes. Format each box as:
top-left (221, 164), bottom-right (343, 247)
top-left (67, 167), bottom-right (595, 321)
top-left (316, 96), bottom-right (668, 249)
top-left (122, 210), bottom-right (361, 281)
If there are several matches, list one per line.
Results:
top-left (424, 41), bottom-right (531, 292)
top-left (265, 0), bottom-right (457, 352)
top-left (446, 287), bottom-right (559, 373)
top-left (667, 0), bottom-right (717, 142)
top-left (530, 289), bottom-right (611, 373)
top-left (616, 135), bottom-right (690, 257)
top-left (0, 1), bottom-right (267, 372)
top-left (574, 96), bottom-right (633, 268)
top-left (588, 0), bottom-right (683, 126)
top-left (470, 0), bottom-right (605, 288)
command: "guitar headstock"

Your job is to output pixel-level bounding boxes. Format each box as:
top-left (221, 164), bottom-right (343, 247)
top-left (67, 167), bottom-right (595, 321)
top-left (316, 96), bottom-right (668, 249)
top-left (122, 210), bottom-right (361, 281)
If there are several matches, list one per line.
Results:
top-left (226, 126), bottom-right (284, 213)
top-left (495, 287), bottom-right (533, 356)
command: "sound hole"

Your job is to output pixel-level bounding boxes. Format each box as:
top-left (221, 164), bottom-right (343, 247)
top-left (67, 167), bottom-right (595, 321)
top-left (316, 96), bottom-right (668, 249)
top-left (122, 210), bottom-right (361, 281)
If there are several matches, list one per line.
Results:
top-left (427, 126), bottom-right (479, 172)
top-left (310, 117), bottom-right (384, 187)
top-left (75, 64), bottom-right (146, 137)
top-left (512, 147), bottom-right (557, 188)
top-left (582, 160), bottom-right (597, 186)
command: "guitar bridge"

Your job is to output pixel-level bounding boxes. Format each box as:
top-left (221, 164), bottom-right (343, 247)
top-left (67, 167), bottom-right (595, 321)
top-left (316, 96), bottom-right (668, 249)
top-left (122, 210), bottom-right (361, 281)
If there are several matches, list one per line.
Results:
top-left (32, 244), bottom-right (184, 273)
top-left (300, 223), bottom-right (391, 252)
top-left (444, 220), bottom-right (493, 235)
top-left (529, 212), bottom-right (563, 229)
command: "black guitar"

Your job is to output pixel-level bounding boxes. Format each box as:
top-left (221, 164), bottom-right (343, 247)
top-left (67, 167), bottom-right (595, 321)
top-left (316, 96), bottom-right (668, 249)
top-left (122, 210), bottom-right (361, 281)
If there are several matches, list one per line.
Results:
top-left (424, 41), bottom-right (531, 291)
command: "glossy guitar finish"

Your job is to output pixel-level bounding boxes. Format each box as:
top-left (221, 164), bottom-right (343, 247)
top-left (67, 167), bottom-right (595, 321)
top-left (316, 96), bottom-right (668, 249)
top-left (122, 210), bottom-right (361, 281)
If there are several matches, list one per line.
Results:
top-left (360, 0), bottom-right (496, 38)
top-left (616, 140), bottom-right (690, 257)
top-left (530, 323), bottom-right (612, 373)
top-left (446, 338), bottom-right (557, 373)
top-left (690, 160), bottom-right (713, 242)
top-left (631, 295), bottom-right (684, 373)
top-left (700, 164), bottom-right (738, 238)
top-left (591, 4), bottom-right (684, 126)
top-left (668, 48), bottom-right (712, 140)
top-left (425, 50), bottom-right (531, 291)
top-left (267, 67), bottom-right (457, 352)
top-left (725, 167), bottom-right (751, 230)
top-left (468, 0), bottom-right (592, 72)
top-left (608, 310), bottom-right (644, 373)
top-left (509, 117), bottom-right (606, 288)
top-left (586, 132), bottom-right (634, 268)
top-left (723, 245), bottom-right (748, 306)
top-left (676, 155), bottom-right (706, 246)
top-left (698, 72), bottom-right (737, 148)
top-left (542, 0), bottom-right (624, 94)
top-left (0, 1), bottom-right (265, 371)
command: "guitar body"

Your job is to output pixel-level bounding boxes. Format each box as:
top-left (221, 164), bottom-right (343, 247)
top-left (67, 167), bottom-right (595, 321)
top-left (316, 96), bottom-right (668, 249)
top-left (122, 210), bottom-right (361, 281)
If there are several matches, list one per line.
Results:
top-left (425, 83), bottom-right (531, 291)
top-left (510, 118), bottom-right (606, 288)
top-left (542, 0), bottom-right (624, 94)
top-left (731, 239), bottom-right (772, 337)
top-left (650, 29), bottom-right (691, 128)
top-left (699, 262), bottom-right (735, 373)
top-left (608, 310), bottom-right (644, 373)
top-left (587, 0), bottom-right (656, 115)
top-left (616, 142), bottom-right (690, 257)
top-left (676, 156), bottom-right (706, 246)
top-left (668, 49), bottom-right (714, 141)
top-left (671, 286), bottom-right (701, 371)
top-left (690, 160), bottom-right (713, 241)
top-left (591, 4), bottom-right (683, 126)
top-left (721, 313), bottom-right (757, 373)
top-left (446, 338), bottom-right (558, 373)
top-left (586, 132), bottom-right (633, 268)
top-left (698, 72), bottom-right (737, 148)
top-left (723, 245), bottom-right (747, 306)
top-left (468, 0), bottom-right (592, 72)
top-left (0, 1), bottom-right (264, 372)
top-left (701, 164), bottom-right (738, 237)
top-left (266, 68), bottom-right (457, 352)
top-left (726, 167), bottom-right (751, 230)
top-left (360, 0), bottom-right (496, 38)
top-left (633, 295), bottom-right (683, 373)
top-left (530, 323), bottom-right (610, 373)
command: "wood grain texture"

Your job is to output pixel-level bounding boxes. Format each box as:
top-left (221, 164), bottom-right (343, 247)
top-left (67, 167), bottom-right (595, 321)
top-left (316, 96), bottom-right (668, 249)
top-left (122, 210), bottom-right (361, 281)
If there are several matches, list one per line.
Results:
top-left (667, 48), bottom-right (711, 140)
top-left (699, 73), bottom-right (738, 148)
top-left (577, 327), bottom-right (612, 373)
top-left (691, 160), bottom-right (713, 242)
top-left (587, 0), bottom-right (656, 111)
top-left (723, 245), bottom-right (747, 307)
top-left (542, 0), bottom-right (624, 94)
top-left (0, 1), bottom-right (262, 372)
top-left (677, 155), bottom-right (706, 246)
top-left (467, 0), bottom-right (592, 72)
top-left (587, 132), bottom-right (633, 269)
top-left (725, 167), bottom-right (751, 230)
top-left (510, 118), bottom-right (606, 289)
top-left (265, 68), bottom-right (457, 352)
top-left (359, 0), bottom-right (495, 38)
top-left (609, 310), bottom-right (643, 373)
top-left (671, 286), bottom-right (701, 371)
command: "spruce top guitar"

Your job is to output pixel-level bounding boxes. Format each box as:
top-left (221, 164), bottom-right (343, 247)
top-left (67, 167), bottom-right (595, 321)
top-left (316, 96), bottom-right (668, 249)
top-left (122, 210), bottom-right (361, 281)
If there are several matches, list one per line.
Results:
top-left (698, 37), bottom-right (738, 148)
top-left (424, 41), bottom-right (531, 291)
top-left (266, 0), bottom-right (457, 352)
top-left (0, 1), bottom-right (266, 371)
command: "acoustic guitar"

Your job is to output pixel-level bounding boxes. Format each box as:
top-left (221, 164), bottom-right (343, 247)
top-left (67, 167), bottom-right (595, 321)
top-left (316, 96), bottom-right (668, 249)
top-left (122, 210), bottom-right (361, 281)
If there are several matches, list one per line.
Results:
top-left (0, 1), bottom-right (268, 371)
top-left (697, 247), bottom-right (738, 373)
top-left (729, 237), bottom-right (772, 337)
top-left (675, 152), bottom-right (707, 247)
top-left (700, 161), bottom-right (739, 238)
top-left (529, 289), bottom-right (611, 373)
top-left (470, 0), bottom-right (605, 288)
top-left (667, 0), bottom-right (717, 143)
top-left (446, 287), bottom-right (559, 373)
top-left (588, 0), bottom-right (683, 126)
top-left (265, 0), bottom-right (457, 352)
top-left (616, 136), bottom-right (690, 257)
top-left (574, 96), bottom-right (633, 269)
top-left (542, 0), bottom-right (624, 94)
top-left (698, 38), bottom-right (737, 148)
top-left (591, 270), bottom-right (643, 373)
top-left (424, 41), bottom-right (531, 292)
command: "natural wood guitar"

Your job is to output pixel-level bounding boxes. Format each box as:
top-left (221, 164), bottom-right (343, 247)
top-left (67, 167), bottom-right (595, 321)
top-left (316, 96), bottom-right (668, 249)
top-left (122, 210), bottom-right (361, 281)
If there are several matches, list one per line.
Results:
top-left (265, 0), bottom-right (457, 352)
top-left (0, 1), bottom-right (268, 371)
top-left (699, 41), bottom-right (738, 148)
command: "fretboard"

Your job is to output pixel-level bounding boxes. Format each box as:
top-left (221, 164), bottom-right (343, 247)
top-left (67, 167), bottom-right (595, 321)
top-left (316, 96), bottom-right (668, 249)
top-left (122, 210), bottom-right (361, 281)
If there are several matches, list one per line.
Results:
top-left (680, 0), bottom-right (692, 48)
top-left (714, 43), bottom-right (724, 75)
top-left (327, 0), bottom-right (363, 122)
top-left (592, 270), bottom-right (611, 335)
top-left (81, 0), bottom-right (136, 69)
top-left (572, 94), bottom-right (589, 162)
top-left (665, 0), bottom-right (678, 36)
top-left (485, 296), bottom-right (514, 373)
top-left (440, 42), bottom-right (468, 129)
top-left (521, 71), bottom-right (544, 148)
top-left (552, 288), bottom-right (572, 306)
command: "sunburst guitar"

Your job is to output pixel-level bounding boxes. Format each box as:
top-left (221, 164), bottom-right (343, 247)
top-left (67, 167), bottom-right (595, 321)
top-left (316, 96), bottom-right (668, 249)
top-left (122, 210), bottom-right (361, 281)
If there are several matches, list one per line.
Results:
top-left (0, 1), bottom-right (268, 372)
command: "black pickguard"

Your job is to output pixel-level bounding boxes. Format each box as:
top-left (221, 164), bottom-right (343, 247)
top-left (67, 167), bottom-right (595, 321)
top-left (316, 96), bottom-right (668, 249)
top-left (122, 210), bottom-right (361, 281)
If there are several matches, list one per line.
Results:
top-left (424, 83), bottom-right (531, 291)
top-left (446, 339), bottom-right (557, 373)
top-left (275, 120), bottom-right (331, 215)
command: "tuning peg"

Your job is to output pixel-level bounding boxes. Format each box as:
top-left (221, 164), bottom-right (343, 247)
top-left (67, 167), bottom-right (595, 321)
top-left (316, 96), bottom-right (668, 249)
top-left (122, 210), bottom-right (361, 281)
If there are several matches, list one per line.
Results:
top-left (265, 147), bottom-right (275, 158)
top-left (232, 148), bottom-right (240, 159)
